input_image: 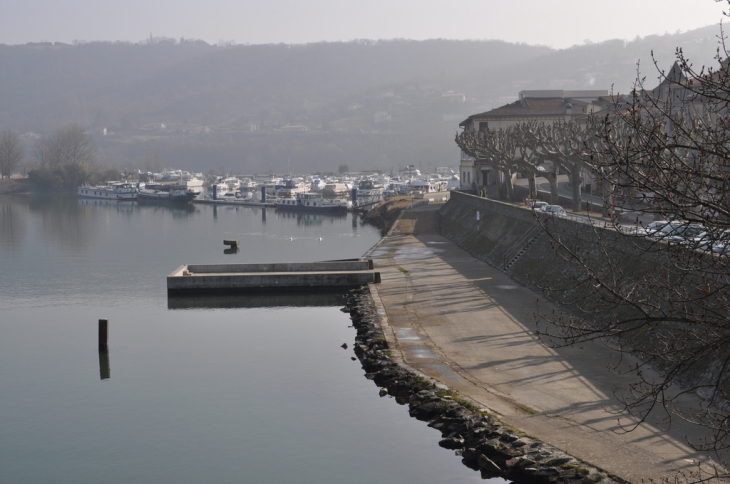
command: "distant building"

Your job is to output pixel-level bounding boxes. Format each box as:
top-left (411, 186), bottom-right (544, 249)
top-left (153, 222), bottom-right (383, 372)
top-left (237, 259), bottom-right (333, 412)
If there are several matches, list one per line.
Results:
top-left (457, 89), bottom-right (607, 188)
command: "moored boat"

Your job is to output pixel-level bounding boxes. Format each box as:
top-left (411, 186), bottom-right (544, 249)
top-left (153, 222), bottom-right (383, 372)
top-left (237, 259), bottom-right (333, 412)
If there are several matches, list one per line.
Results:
top-left (275, 192), bottom-right (349, 213)
top-left (138, 185), bottom-right (198, 203)
top-left (77, 182), bottom-right (138, 200)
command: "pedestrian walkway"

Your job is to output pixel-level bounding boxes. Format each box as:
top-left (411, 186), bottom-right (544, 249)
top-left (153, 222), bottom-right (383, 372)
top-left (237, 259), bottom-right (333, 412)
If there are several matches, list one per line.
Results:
top-left (367, 203), bottom-right (712, 483)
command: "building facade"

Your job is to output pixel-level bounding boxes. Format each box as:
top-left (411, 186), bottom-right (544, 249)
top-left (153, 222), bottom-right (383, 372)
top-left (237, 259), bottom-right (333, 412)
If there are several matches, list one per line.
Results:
top-left (458, 90), bottom-right (607, 189)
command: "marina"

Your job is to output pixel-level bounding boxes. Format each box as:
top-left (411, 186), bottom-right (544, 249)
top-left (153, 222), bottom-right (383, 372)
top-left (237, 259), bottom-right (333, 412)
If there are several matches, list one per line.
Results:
top-left (77, 167), bottom-right (459, 212)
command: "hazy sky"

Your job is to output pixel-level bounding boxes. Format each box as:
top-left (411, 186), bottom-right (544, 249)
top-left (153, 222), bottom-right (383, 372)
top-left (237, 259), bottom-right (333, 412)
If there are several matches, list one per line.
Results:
top-left (1, 0), bottom-right (727, 48)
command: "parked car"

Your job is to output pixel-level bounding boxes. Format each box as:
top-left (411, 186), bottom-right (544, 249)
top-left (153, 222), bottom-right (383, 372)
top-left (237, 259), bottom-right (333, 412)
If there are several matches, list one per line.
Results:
top-left (622, 225), bottom-right (649, 236)
top-left (713, 241), bottom-right (730, 256)
top-left (643, 220), bottom-right (670, 236)
top-left (651, 221), bottom-right (684, 240)
top-left (676, 225), bottom-right (708, 247)
top-left (651, 221), bottom-right (707, 245)
top-left (704, 229), bottom-right (730, 254)
top-left (540, 205), bottom-right (566, 217)
top-left (528, 200), bottom-right (548, 210)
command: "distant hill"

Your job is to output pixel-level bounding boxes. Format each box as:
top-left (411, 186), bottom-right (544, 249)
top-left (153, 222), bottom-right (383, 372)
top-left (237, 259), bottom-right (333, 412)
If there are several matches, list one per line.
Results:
top-left (0, 26), bottom-right (723, 174)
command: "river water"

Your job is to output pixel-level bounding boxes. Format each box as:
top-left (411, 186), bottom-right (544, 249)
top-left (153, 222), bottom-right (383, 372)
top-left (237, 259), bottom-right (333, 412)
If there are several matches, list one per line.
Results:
top-left (0, 195), bottom-right (489, 484)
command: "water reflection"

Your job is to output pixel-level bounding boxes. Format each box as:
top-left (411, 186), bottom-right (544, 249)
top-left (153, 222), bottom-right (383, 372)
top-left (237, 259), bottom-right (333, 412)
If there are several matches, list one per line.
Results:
top-left (99, 351), bottom-right (111, 380)
top-left (167, 291), bottom-right (346, 309)
top-left (261, 207), bottom-right (266, 223)
top-left (223, 247), bottom-right (240, 255)
top-left (0, 199), bottom-right (27, 252)
top-left (78, 198), bottom-right (136, 213)
top-left (25, 195), bottom-right (96, 250)
top-left (275, 210), bottom-right (347, 227)
top-left (137, 200), bottom-right (196, 217)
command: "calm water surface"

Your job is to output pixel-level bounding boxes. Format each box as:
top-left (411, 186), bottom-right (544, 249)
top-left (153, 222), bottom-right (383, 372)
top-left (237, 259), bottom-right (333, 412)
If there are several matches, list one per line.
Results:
top-left (0, 195), bottom-right (489, 484)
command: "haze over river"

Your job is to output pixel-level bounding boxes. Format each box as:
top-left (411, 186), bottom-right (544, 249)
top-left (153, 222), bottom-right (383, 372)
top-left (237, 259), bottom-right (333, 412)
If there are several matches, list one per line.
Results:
top-left (0, 195), bottom-right (490, 483)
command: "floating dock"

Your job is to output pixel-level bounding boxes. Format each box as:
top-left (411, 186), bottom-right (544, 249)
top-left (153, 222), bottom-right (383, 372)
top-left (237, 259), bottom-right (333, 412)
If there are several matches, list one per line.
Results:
top-left (167, 259), bottom-right (380, 295)
top-left (192, 198), bottom-right (275, 207)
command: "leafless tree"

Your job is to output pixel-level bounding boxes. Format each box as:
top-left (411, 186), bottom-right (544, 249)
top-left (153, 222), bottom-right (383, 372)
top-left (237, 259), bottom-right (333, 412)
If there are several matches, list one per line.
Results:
top-left (0, 130), bottom-right (24, 178)
top-left (455, 122), bottom-right (546, 201)
top-left (31, 135), bottom-right (51, 169)
top-left (33, 124), bottom-right (97, 168)
top-left (532, 19), bottom-right (730, 479)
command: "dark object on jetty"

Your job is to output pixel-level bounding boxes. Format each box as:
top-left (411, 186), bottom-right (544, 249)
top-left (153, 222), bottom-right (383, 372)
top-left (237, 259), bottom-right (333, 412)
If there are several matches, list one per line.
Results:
top-left (223, 239), bottom-right (239, 248)
top-left (167, 259), bottom-right (380, 295)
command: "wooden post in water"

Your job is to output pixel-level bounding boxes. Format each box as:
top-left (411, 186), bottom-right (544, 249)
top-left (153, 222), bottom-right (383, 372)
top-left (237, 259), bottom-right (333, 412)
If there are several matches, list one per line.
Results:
top-left (98, 319), bottom-right (109, 352)
top-left (99, 351), bottom-right (110, 380)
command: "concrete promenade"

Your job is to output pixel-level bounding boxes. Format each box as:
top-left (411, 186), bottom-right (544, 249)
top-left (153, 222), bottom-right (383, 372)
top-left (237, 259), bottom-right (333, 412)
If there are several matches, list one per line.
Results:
top-left (367, 203), bottom-right (711, 483)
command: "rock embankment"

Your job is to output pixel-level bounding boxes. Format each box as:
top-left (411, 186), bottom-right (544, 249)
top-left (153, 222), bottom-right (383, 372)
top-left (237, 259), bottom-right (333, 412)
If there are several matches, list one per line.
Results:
top-left (345, 289), bottom-right (621, 484)
top-left (361, 197), bottom-right (413, 235)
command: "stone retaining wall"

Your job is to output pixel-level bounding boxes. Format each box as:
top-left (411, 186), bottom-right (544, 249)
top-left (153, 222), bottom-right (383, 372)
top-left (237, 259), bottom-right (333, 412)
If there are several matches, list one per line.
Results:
top-left (438, 190), bottom-right (722, 396)
top-left (439, 191), bottom-right (678, 320)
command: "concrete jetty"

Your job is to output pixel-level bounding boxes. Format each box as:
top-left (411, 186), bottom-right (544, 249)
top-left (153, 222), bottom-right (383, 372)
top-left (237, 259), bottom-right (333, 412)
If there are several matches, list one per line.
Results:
top-left (167, 259), bottom-right (380, 295)
top-left (366, 202), bottom-right (712, 483)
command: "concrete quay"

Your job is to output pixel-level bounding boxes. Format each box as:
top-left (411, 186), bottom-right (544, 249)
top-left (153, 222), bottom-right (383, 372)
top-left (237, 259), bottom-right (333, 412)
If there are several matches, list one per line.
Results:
top-left (366, 203), bottom-right (712, 483)
top-left (167, 260), bottom-right (379, 294)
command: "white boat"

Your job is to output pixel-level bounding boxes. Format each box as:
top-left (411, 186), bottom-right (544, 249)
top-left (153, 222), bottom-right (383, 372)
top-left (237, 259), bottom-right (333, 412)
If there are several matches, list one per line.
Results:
top-left (410, 179), bottom-right (435, 193)
top-left (138, 185), bottom-right (198, 203)
top-left (356, 179), bottom-right (383, 197)
top-left (223, 176), bottom-right (240, 190)
top-left (322, 182), bottom-right (350, 199)
top-left (310, 178), bottom-right (326, 192)
top-left (181, 171), bottom-right (205, 188)
top-left (210, 182), bottom-right (230, 198)
top-left (446, 175), bottom-right (461, 190)
top-left (274, 192), bottom-right (350, 213)
top-left (78, 182), bottom-right (138, 200)
top-left (158, 168), bottom-right (182, 182)
top-left (277, 178), bottom-right (308, 198)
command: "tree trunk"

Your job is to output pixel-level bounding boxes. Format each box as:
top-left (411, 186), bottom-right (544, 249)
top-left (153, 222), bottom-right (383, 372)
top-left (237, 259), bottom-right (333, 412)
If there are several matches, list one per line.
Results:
top-left (497, 170), bottom-right (505, 200)
top-left (571, 165), bottom-right (582, 212)
top-left (505, 169), bottom-right (514, 201)
top-left (548, 171), bottom-right (559, 205)
top-left (600, 178), bottom-right (612, 218)
top-left (528, 173), bottom-right (537, 199)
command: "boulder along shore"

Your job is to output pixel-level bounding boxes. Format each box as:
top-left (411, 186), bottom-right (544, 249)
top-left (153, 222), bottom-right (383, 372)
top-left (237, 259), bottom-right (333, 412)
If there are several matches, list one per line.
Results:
top-left (344, 289), bottom-right (621, 484)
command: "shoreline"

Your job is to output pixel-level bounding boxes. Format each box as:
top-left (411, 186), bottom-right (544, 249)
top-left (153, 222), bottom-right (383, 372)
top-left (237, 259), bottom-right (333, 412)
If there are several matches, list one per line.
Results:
top-left (344, 288), bottom-right (619, 483)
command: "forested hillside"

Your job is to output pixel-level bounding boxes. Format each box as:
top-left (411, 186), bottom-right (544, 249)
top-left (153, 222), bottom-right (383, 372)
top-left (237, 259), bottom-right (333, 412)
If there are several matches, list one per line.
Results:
top-left (0, 26), bottom-right (721, 175)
